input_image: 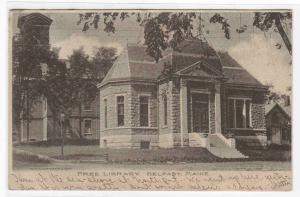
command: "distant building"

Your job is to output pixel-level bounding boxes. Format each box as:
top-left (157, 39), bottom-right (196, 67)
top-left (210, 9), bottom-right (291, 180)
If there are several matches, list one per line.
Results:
top-left (15, 13), bottom-right (100, 141)
top-left (265, 100), bottom-right (291, 146)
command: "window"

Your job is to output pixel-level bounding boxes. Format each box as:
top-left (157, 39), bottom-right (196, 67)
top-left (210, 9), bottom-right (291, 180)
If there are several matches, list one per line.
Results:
top-left (104, 99), bottom-right (108, 128)
top-left (117, 96), bottom-right (124, 127)
top-left (140, 96), bottom-right (149, 126)
top-left (83, 101), bottom-right (92, 111)
top-left (163, 96), bottom-right (168, 125)
top-left (140, 141), bottom-right (150, 149)
top-left (227, 98), bottom-right (251, 128)
top-left (44, 100), bottom-right (47, 111)
top-left (84, 119), bottom-right (92, 135)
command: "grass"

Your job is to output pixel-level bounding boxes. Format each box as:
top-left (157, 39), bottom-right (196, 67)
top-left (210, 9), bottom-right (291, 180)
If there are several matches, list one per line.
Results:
top-left (14, 160), bottom-right (291, 171)
top-left (12, 145), bottom-right (291, 171)
top-left (14, 145), bottom-right (219, 162)
top-left (240, 147), bottom-right (291, 161)
top-left (13, 149), bottom-right (54, 163)
top-left (14, 144), bottom-right (292, 164)
top-left (14, 144), bottom-right (103, 158)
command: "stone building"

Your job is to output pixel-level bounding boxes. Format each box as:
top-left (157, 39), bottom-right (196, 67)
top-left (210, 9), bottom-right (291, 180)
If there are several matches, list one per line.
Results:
top-left (98, 39), bottom-right (269, 158)
top-left (14, 13), bottom-right (270, 159)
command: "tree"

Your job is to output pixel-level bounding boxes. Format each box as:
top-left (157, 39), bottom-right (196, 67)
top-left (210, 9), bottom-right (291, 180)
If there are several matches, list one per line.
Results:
top-left (91, 47), bottom-right (117, 79)
top-left (39, 47), bottom-right (115, 139)
top-left (38, 49), bottom-right (69, 139)
top-left (68, 48), bottom-right (98, 138)
top-left (12, 32), bottom-right (50, 142)
top-left (253, 12), bottom-right (292, 55)
top-left (77, 11), bottom-right (292, 62)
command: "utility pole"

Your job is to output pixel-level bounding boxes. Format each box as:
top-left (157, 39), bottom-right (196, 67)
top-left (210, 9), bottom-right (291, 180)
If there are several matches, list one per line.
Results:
top-left (60, 113), bottom-right (65, 158)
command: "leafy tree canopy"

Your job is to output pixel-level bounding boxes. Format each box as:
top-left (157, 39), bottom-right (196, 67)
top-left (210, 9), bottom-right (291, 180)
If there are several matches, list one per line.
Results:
top-left (77, 11), bottom-right (292, 62)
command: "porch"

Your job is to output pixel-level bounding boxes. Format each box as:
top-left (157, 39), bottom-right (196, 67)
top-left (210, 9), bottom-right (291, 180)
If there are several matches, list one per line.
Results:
top-left (178, 79), bottom-right (246, 158)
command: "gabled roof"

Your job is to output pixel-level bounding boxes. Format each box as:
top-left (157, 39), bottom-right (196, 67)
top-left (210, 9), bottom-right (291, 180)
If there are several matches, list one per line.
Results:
top-left (18, 13), bottom-right (53, 29)
top-left (218, 52), bottom-right (264, 87)
top-left (176, 60), bottom-right (224, 79)
top-left (100, 39), bottom-right (266, 88)
top-left (265, 102), bottom-right (291, 118)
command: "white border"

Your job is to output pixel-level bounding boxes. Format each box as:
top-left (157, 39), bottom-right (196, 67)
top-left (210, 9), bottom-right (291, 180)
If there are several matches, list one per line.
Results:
top-left (1, 1), bottom-right (300, 197)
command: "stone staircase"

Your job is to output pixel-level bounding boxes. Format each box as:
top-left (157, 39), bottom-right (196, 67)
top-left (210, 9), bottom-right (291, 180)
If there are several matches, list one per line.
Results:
top-left (209, 135), bottom-right (248, 159)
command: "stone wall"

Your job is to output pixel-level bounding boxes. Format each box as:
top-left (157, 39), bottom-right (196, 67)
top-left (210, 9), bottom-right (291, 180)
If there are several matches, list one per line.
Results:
top-left (100, 84), bottom-right (132, 130)
top-left (130, 84), bottom-right (158, 128)
top-left (158, 80), bottom-right (181, 147)
top-left (209, 93), bottom-right (216, 133)
top-left (99, 83), bottom-right (159, 149)
top-left (158, 82), bottom-right (171, 135)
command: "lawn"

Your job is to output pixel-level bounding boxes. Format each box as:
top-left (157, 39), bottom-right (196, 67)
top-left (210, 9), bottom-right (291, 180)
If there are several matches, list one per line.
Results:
top-left (12, 145), bottom-right (291, 171)
top-left (13, 160), bottom-right (291, 171)
top-left (14, 144), bottom-right (104, 158)
top-left (13, 145), bottom-right (219, 162)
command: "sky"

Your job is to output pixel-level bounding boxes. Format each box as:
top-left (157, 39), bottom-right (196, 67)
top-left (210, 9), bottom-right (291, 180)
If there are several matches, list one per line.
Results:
top-left (11, 10), bottom-right (292, 94)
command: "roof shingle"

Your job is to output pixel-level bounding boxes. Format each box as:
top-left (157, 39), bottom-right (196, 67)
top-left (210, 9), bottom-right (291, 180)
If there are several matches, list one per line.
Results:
top-left (101, 41), bottom-right (266, 88)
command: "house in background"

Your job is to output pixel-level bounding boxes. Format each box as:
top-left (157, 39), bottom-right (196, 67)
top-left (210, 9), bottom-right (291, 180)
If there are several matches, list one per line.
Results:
top-left (98, 38), bottom-right (269, 158)
top-left (15, 13), bottom-right (100, 142)
top-left (265, 99), bottom-right (291, 146)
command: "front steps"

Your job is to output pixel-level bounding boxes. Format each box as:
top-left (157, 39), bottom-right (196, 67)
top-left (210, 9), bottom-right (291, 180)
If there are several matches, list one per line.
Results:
top-left (208, 147), bottom-right (248, 159)
top-left (209, 135), bottom-right (248, 159)
top-left (189, 133), bottom-right (248, 159)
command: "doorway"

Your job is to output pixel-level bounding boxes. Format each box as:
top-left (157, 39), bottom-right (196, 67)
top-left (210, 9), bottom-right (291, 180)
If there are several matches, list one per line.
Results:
top-left (271, 126), bottom-right (281, 145)
top-left (192, 93), bottom-right (209, 133)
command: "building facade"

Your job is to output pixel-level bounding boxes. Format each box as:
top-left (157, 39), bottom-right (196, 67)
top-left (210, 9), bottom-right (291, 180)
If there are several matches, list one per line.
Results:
top-left (265, 102), bottom-right (291, 146)
top-left (15, 13), bottom-right (100, 142)
top-left (98, 40), bottom-right (269, 156)
top-left (15, 13), bottom-right (270, 158)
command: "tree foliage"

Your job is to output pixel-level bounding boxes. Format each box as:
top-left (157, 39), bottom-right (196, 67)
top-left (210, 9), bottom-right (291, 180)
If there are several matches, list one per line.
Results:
top-left (77, 11), bottom-right (292, 62)
top-left (91, 47), bottom-right (117, 79)
top-left (12, 32), bottom-right (51, 141)
top-left (37, 47), bottom-right (116, 138)
top-left (253, 12), bottom-right (292, 55)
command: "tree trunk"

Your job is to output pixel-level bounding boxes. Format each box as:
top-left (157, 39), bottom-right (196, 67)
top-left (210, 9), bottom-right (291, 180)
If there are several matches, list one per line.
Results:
top-left (78, 103), bottom-right (82, 138)
top-left (275, 14), bottom-right (292, 55)
top-left (51, 111), bottom-right (58, 139)
top-left (15, 116), bottom-right (22, 143)
top-left (26, 90), bottom-right (30, 142)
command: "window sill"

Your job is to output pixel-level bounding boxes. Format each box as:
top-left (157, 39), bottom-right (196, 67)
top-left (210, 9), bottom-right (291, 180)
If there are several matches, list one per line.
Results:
top-left (134, 127), bottom-right (158, 130)
top-left (226, 128), bottom-right (253, 130)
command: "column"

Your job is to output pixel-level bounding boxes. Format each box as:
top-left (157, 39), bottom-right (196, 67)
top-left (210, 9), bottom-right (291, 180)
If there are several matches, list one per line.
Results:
top-left (215, 83), bottom-right (221, 134)
top-left (180, 79), bottom-right (188, 147)
top-left (42, 98), bottom-right (48, 141)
